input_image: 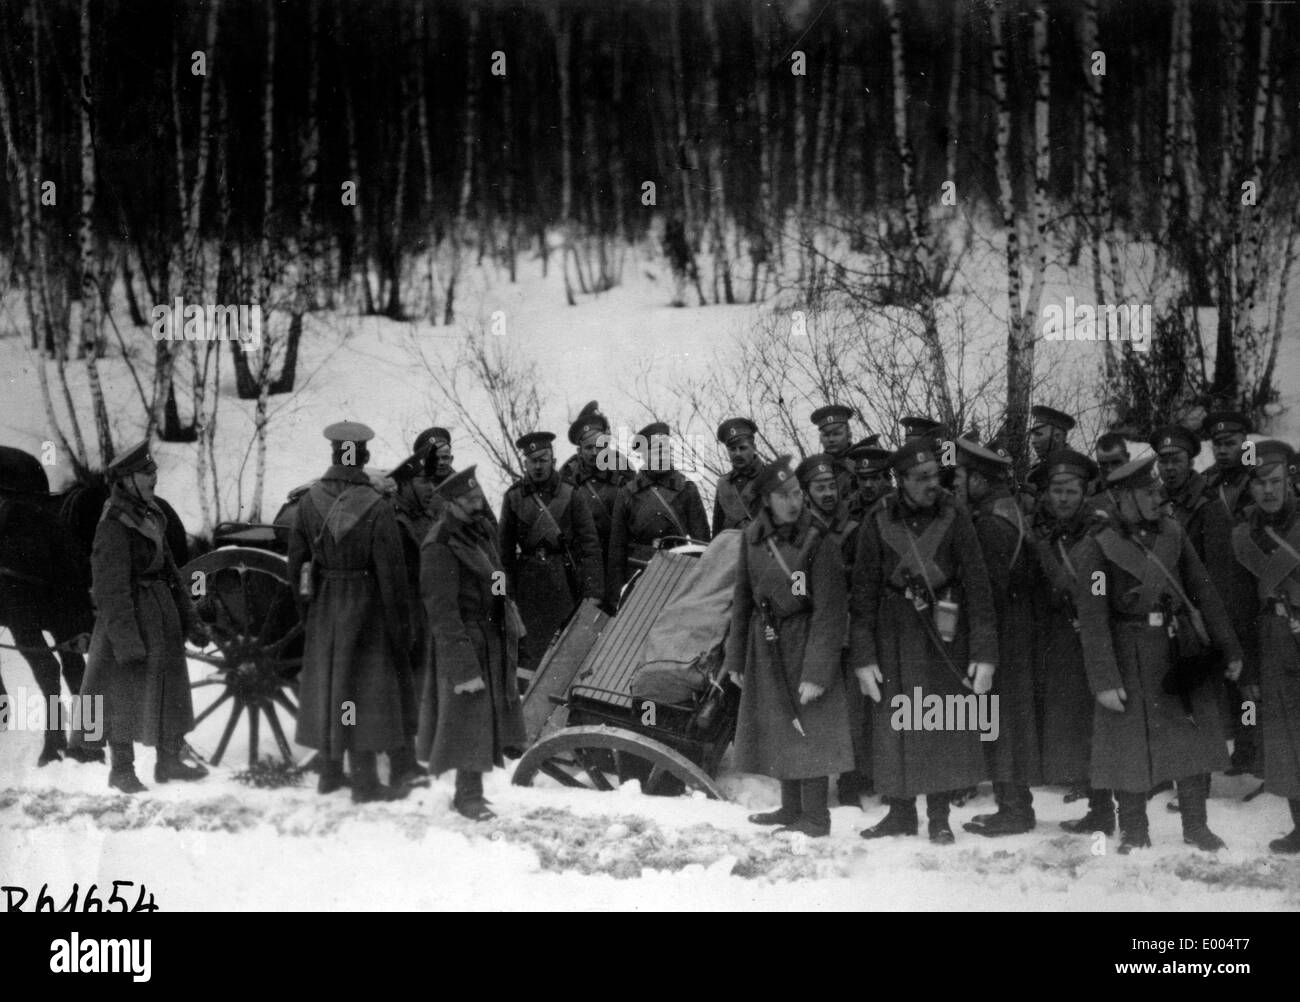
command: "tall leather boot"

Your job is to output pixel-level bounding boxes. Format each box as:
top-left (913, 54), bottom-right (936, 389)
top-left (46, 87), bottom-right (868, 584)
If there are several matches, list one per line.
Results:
top-left (778, 778), bottom-right (831, 838)
top-left (927, 792), bottom-right (955, 845)
top-left (351, 750), bottom-right (410, 804)
top-left (1269, 799), bottom-right (1300, 854)
top-left (860, 796), bottom-right (919, 839)
top-left (967, 782), bottom-right (1035, 836)
top-left (1178, 773), bottom-right (1226, 851)
top-left (108, 743), bottom-right (146, 794)
top-left (387, 743), bottom-right (429, 789)
top-left (317, 755), bottom-right (348, 794)
top-left (1116, 791), bottom-right (1151, 853)
top-left (1061, 788), bottom-right (1115, 835)
top-left (749, 781), bottom-right (801, 826)
top-left (154, 739), bottom-right (208, 783)
top-left (453, 769), bottom-right (495, 821)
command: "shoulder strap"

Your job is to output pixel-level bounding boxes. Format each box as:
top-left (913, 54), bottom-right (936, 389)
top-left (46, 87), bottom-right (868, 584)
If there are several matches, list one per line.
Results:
top-left (990, 496), bottom-right (1027, 570)
top-left (875, 503), bottom-right (956, 590)
top-left (716, 475), bottom-right (750, 526)
top-left (647, 484), bottom-right (688, 536)
top-left (523, 483), bottom-right (573, 549)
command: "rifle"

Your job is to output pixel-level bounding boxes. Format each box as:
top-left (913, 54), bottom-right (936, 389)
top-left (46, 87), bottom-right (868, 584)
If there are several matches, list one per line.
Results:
top-left (759, 598), bottom-right (806, 737)
top-left (530, 493), bottom-right (583, 598)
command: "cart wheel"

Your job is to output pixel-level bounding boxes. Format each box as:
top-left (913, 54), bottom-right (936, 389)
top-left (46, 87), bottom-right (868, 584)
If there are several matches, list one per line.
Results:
top-left (511, 725), bottom-right (726, 800)
top-left (183, 547), bottom-right (304, 768)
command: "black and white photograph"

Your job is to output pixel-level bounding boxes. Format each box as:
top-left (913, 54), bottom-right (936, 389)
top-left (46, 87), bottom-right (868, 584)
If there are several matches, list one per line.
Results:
top-left (0, 0), bottom-right (1297, 932)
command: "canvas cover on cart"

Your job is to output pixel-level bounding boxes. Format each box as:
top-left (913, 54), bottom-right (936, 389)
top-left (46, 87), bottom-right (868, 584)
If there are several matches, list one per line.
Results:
top-left (630, 529), bottom-right (740, 705)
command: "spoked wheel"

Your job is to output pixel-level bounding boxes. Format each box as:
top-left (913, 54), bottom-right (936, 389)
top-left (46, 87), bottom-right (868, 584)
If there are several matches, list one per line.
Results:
top-left (182, 547), bottom-right (304, 768)
top-left (512, 725), bottom-right (726, 800)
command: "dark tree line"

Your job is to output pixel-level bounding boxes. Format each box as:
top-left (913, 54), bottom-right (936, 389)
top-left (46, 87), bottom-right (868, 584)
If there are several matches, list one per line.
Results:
top-left (1, 0), bottom-right (1297, 481)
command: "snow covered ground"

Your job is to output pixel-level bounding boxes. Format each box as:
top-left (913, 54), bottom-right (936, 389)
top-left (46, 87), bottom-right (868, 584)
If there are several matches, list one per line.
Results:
top-left (2, 239), bottom-right (1299, 910)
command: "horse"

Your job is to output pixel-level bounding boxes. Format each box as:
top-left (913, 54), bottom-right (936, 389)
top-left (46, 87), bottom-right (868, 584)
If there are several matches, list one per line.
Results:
top-left (0, 445), bottom-right (191, 765)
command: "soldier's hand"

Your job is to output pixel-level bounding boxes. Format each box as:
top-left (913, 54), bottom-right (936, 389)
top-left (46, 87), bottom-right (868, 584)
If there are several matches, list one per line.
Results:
top-left (454, 677), bottom-right (486, 695)
top-left (1096, 687), bottom-right (1127, 713)
top-left (1224, 659), bottom-right (1244, 682)
top-left (728, 670), bottom-right (744, 691)
top-left (186, 621), bottom-right (211, 647)
top-left (763, 624), bottom-right (777, 642)
top-left (1242, 684), bottom-right (1261, 703)
top-left (855, 664), bottom-right (883, 703)
top-left (797, 682), bottom-right (825, 705)
top-left (968, 662), bottom-right (995, 695)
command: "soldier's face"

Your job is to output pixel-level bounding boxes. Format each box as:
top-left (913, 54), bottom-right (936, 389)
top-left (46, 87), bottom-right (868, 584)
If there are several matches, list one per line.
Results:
top-left (1121, 484), bottom-right (1165, 523)
top-left (1156, 449), bottom-right (1191, 491)
top-left (767, 482), bottom-right (803, 524)
top-left (807, 478), bottom-right (837, 513)
top-left (129, 469), bottom-right (157, 502)
top-left (819, 423), bottom-right (850, 454)
top-left (527, 449), bottom-right (554, 482)
top-left (1095, 448), bottom-right (1128, 478)
top-left (1047, 477), bottom-right (1085, 520)
top-left (642, 436), bottom-right (674, 473)
top-left (1250, 466), bottom-right (1289, 514)
top-left (1211, 433), bottom-right (1245, 469)
top-left (433, 445), bottom-right (453, 480)
top-left (1029, 425), bottom-right (1057, 457)
top-left (579, 437), bottom-right (601, 468)
top-left (727, 438), bottom-right (756, 472)
top-left (858, 471), bottom-right (889, 502)
top-left (901, 461), bottom-right (941, 508)
top-left (456, 487), bottom-right (487, 516)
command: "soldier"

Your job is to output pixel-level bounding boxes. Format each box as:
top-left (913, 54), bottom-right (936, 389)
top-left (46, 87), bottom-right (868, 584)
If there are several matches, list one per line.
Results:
top-left (1094, 433), bottom-right (1130, 490)
top-left (1198, 411), bottom-right (1260, 775)
top-left (1229, 440), bottom-right (1300, 853)
top-left (419, 467), bottom-right (527, 821)
top-left (851, 439), bottom-right (998, 844)
top-left (1029, 405), bottom-right (1075, 462)
top-left (1030, 450), bottom-right (1114, 834)
top-left (500, 431), bottom-right (602, 669)
top-left (847, 440), bottom-right (893, 518)
top-left (413, 427), bottom-right (453, 501)
top-left (385, 442), bottom-right (438, 786)
top-left (796, 453), bottom-right (869, 806)
top-left (954, 438), bottom-right (1040, 837)
top-left (605, 422), bottom-right (710, 609)
top-left (81, 441), bottom-right (209, 793)
top-left (712, 417), bottom-right (766, 535)
top-left (561, 405), bottom-right (633, 568)
top-left (287, 422), bottom-right (414, 803)
top-left (810, 404), bottom-right (857, 500)
top-left (725, 456), bottom-right (854, 838)
top-left (1073, 455), bottom-right (1243, 852)
top-left (1151, 425), bottom-right (1208, 543)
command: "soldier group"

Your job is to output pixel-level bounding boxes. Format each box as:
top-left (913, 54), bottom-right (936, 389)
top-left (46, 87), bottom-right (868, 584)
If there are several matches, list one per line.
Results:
top-left (77, 399), bottom-right (1300, 858)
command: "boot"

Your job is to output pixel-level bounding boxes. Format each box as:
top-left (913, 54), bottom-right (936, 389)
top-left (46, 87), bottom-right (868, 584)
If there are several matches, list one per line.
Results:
top-left (1116, 791), bottom-right (1150, 854)
top-left (749, 780), bottom-right (801, 826)
top-left (351, 751), bottom-right (410, 804)
top-left (927, 793), bottom-right (955, 845)
top-left (1061, 788), bottom-right (1115, 836)
top-left (836, 770), bottom-right (873, 808)
top-left (108, 744), bottom-right (146, 795)
top-left (1178, 773), bottom-right (1226, 851)
top-left (65, 744), bottom-right (105, 763)
top-left (778, 778), bottom-right (831, 838)
top-left (1269, 799), bottom-right (1300, 855)
top-left (317, 756), bottom-right (349, 794)
top-left (453, 769), bottom-right (495, 821)
top-left (387, 743), bottom-right (430, 788)
top-left (154, 741), bottom-right (208, 783)
top-left (860, 796), bottom-right (919, 839)
top-left (38, 730), bottom-right (67, 766)
top-left (967, 782), bottom-right (1036, 836)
